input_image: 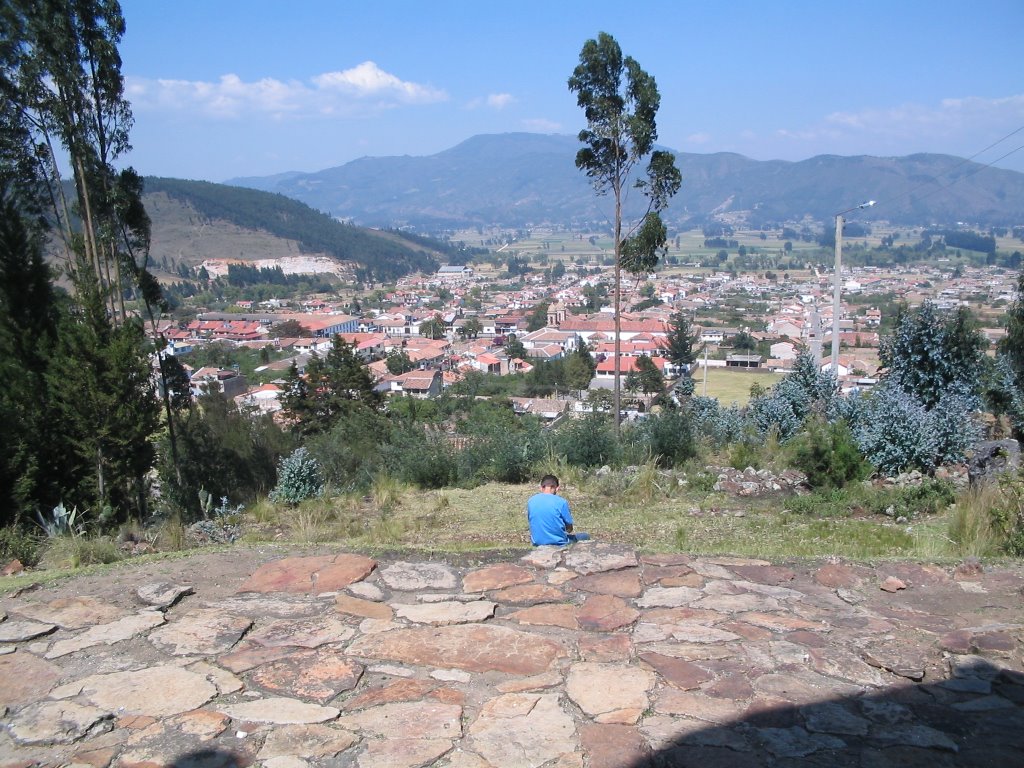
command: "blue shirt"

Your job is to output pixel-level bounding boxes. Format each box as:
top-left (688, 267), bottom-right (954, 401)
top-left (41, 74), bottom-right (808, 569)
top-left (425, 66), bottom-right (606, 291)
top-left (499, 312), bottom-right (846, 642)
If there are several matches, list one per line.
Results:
top-left (527, 492), bottom-right (574, 546)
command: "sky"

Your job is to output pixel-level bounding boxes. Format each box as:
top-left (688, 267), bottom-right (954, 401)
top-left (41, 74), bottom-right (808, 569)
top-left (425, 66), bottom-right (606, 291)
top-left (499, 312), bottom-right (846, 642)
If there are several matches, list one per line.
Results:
top-left (117, 0), bottom-right (1024, 183)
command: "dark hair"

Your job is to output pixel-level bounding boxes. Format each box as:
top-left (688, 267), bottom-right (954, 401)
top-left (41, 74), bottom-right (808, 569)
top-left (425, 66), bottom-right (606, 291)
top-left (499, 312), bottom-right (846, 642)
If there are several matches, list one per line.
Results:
top-left (540, 474), bottom-right (560, 488)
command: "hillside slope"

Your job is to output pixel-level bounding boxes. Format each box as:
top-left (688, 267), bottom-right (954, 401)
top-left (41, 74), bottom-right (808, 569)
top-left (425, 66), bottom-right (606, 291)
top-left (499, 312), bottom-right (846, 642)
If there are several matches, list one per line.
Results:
top-left (227, 133), bottom-right (1024, 229)
top-left (143, 178), bottom-right (453, 282)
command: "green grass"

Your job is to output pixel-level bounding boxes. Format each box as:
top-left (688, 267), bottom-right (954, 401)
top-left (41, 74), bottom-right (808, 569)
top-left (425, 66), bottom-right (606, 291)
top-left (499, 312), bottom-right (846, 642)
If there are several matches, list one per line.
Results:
top-left (692, 367), bottom-right (782, 405)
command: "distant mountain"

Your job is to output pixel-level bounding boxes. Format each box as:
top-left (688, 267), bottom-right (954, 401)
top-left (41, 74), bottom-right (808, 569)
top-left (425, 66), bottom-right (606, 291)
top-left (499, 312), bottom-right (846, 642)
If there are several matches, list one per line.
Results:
top-left (226, 133), bottom-right (1024, 230)
top-left (142, 177), bottom-right (471, 282)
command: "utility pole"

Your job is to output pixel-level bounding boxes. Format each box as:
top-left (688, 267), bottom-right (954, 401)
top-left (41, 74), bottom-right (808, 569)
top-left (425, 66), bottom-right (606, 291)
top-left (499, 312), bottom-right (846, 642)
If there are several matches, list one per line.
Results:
top-left (832, 200), bottom-right (875, 373)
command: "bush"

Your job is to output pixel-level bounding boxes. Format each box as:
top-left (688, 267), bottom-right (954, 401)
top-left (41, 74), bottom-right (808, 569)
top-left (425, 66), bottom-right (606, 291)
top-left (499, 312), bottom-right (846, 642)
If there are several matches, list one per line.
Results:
top-left (550, 414), bottom-right (620, 468)
top-left (988, 474), bottom-right (1024, 555)
top-left (0, 526), bottom-right (40, 566)
top-left (380, 426), bottom-right (454, 489)
top-left (269, 448), bottom-right (325, 505)
top-left (628, 410), bottom-right (695, 468)
top-left (787, 418), bottom-right (870, 490)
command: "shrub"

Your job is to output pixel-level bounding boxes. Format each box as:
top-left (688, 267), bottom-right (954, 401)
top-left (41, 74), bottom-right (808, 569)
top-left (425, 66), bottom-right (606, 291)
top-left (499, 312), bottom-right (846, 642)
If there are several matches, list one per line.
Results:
top-left (989, 474), bottom-right (1024, 556)
top-left (0, 526), bottom-right (40, 566)
top-left (851, 385), bottom-right (936, 475)
top-left (269, 448), bottom-right (324, 505)
top-left (786, 418), bottom-right (870, 490)
top-left (628, 410), bottom-right (696, 468)
top-left (550, 414), bottom-right (620, 468)
top-left (380, 426), bottom-right (454, 489)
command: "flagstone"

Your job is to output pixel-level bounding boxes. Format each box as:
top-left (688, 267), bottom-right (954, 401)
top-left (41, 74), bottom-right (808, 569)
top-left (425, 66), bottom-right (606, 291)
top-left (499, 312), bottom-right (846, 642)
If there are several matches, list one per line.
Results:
top-left (567, 568), bottom-right (642, 597)
top-left (687, 560), bottom-right (738, 579)
top-left (738, 612), bottom-right (826, 633)
top-left (640, 553), bottom-right (692, 567)
top-left (507, 603), bottom-right (579, 629)
top-left (216, 697), bottom-right (340, 724)
top-left (206, 592), bottom-right (324, 618)
top-left (346, 623), bottom-right (565, 675)
top-left (694, 593), bottom-right (780, 613)
top-left (728, 564), bottom-right (796, 585)
top-left (496, 671), bottom-right (563, 693)
top-left (247, 648), bottom-right (364, 703)
top-left (217, 642), bottom-right (295, 673)
top-left (186, 660), bottom-right (243, 695)
top-left (246, 616), bottom-right (354, 648)
top-left (346, 581), bottom-right (385, 602)
top-left (563, 544), bottom-right (637, 575)
top-left (639, 606), bottom-right (726, 625)
top-left (239, 554), bottom-right (377, 594)
top-left (577, 594), bottom-right (639, 631)
top-left (488, 584), bottom-right (565, 605)
top-left (548, 568), bottom-right (578, 585)
top-left (5, 700), bottom-right (111, 745)
top-left (636, 586), bottom-right (701, 608)
top-left (336, 701), bottom-right (462, 739)
top-left (0, 619), bottom-right (57, 643)
top-left (801, 702), bottom-right (871, 736)
top-left (257, 723), bottom-right (358, 761)
top-left (149, 608), bottom-right (252, 655)
top-left (462, 563), bottom-right (534, 593)
top-left (658, 573), bottom-right (706, 588)
top-left (335, 592), bottom-right (394, 620)
top-left (0, 652), bottom-right (61, 708)
top-left (13, 596), bottom-right (127, 628)
top-left (78, 665), bottom-right (216, 717)
top-left (653, 687), bottom-right (748, 722)
top-left (578, 633), bottom-right (632, 662)
top-left (565, 662), bottom-right (655, 723)
top-left (379, 561), bottom-right (458, 591)
top-left (719, 620), bottom-right (774, 642)
top-left (393, 600), bottom-right (496, 625)
top-left (45, 610), bottom-right (166, 658)
top-left (703, 674), bottom-right (755, 700)
top-left (813, 563), bottom-right (864, 589)
top-left (135, 582), bottom-right (194, 609)
top-left (520, 546), bottom-right (564, 569)
top-left (755, 726), bottom-right (846, 758)
top-left (468, 693), bottom-right (576, 768)
top-left (341, 679), bottom-right (439, 710)
top-left (579, 723), bottom-right (649, 768)
top-left (861, 644), bottom-right (927, 680)
top-left (357, 738), bottom-right (453, 768)
top-left (669, 624), bottom-right (741, 644)
top-left (638, 652), bottom-right (712, 690)
top-left (809, 647), bottom-right (887, 686)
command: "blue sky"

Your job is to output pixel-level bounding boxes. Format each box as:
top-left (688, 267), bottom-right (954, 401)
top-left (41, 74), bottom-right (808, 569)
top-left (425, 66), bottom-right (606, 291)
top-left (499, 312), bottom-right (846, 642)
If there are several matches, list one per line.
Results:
top-left (118, 0), bottom-right (1024, 182)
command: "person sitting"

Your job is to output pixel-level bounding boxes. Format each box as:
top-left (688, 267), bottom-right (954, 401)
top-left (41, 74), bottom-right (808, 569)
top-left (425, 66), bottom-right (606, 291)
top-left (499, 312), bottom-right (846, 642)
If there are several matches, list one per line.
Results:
top-left (527, 474), bottom-right (590, 546)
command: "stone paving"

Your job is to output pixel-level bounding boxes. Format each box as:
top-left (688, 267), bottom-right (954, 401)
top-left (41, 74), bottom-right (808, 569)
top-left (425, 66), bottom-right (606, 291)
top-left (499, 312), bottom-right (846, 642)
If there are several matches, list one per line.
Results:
top-left (0, 543), bottom-right (1022, 767)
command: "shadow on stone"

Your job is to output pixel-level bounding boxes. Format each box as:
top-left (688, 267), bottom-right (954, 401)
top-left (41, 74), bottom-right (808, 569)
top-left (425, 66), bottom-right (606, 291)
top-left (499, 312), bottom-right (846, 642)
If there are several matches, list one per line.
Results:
top-left (619, 658), bottom-right (1024, 768)
top-left (169, 748), bottom-right (247, 768)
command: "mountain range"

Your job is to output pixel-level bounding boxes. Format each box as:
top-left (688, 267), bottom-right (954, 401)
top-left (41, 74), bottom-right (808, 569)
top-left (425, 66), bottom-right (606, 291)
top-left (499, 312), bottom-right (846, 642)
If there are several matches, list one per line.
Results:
top-left (226, 133), bottom-right (1024, 231)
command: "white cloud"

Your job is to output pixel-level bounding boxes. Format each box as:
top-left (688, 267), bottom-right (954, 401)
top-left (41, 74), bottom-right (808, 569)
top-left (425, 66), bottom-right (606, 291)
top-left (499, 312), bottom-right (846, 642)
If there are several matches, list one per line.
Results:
top-left (487, 93), bottom-right (514, 109)
top-left (775, 95), bottom-right (1024, 159)
top-left (127, 61), bottom-right (447, 119)
top-left (685, 132), bottom-right (711, 145)
top-left (521, 118), bottom-right (561, 132)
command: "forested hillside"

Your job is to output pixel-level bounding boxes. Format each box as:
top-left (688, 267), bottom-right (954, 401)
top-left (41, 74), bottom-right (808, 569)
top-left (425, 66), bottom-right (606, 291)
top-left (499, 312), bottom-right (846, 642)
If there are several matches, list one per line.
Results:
top-left (145, 178), bottom-right (465, 282)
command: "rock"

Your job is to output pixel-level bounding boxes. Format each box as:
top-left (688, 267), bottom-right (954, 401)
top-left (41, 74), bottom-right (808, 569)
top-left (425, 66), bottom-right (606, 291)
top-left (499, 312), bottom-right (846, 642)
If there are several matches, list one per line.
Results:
top-left (519, 546), bottom-right (564, 570)
top-left (135, 582), bottom-right (193, 608)
top-left (0, 652), bottom-right (61, 708)
top-left (6, 700), bottom-right (111, 745)
top-left (2, 559), bottom-right (24, 576)
top-left (488, 583), bottom-right (566, 604)
top-left (800, 702), bottom-right (870, 736)
top-left (507, 603), bottom-right (579, 629)
top-left (755, 726), bottom-right (846, 757)
top-left (13, 596), bottom-right (126, 628)
top-left (239, 553), bottom-right (377, 594)
top-left (579, 723), bottom-right (650, 768)
top-left (256, 729), bottom-right (360, 765)
top-left (379, 561), bottom-right (458, 591)
top-left (577, 594), bottom-right (639, 631)
top-left (392, 600), bottom-right (497, 625)
top-left (727, 565), bottom-right (796, 585)
top-left (248, 648), bottom-right (364, 703)
top-left (953, 558), bottom-right (984, 580)
top-left (462, 563), bottom-right (534, 593)
top-left (336, 701), bottom-right (462, 740)
top-left (148, 608), bottom-right (252, 655)
top-left (638, 652), bottom-right (712, 690)
top-left (567, 568), bottom-right (643, 597)
top-left (0, 618), bottom-right (57, 643)
top-left (578, 633), bottom-right (632, 662)
top-left (77, 665), bottom-right (217, 717)
top-left (335, 593), bottom-right (394, 620)
top-left (565, 662), bottom-right (655, 723)
top-left (216, 697), bottom-right (340, 724)
top-left (357, 738), bottom-right (454, 768)
top-left (880, 577), bottom-right (907, 592)
top-left (468, 693), bottom-right (576, 768)
top-left (346, 623), bottom-right (566, 675)
top-left (346, 581), bottom-right (385, 601)
top-left (563, 543), bottom-right (637, 575)
top-left (636, 586), bottom-right (702, 608)
top-left (45, 610), bottom-right (165, 658)
top-left (246, 616), bottom-right (354, 648)
top-left (968, 439), bottom-right (1021, 488)
top-left (813, 563), bottom-right (863, 589)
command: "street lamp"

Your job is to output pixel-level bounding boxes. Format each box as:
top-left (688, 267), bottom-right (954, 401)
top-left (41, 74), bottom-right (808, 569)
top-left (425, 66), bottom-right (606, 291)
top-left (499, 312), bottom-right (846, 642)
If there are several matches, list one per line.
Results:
top-left (831, 200), bottom-right (876, 374)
